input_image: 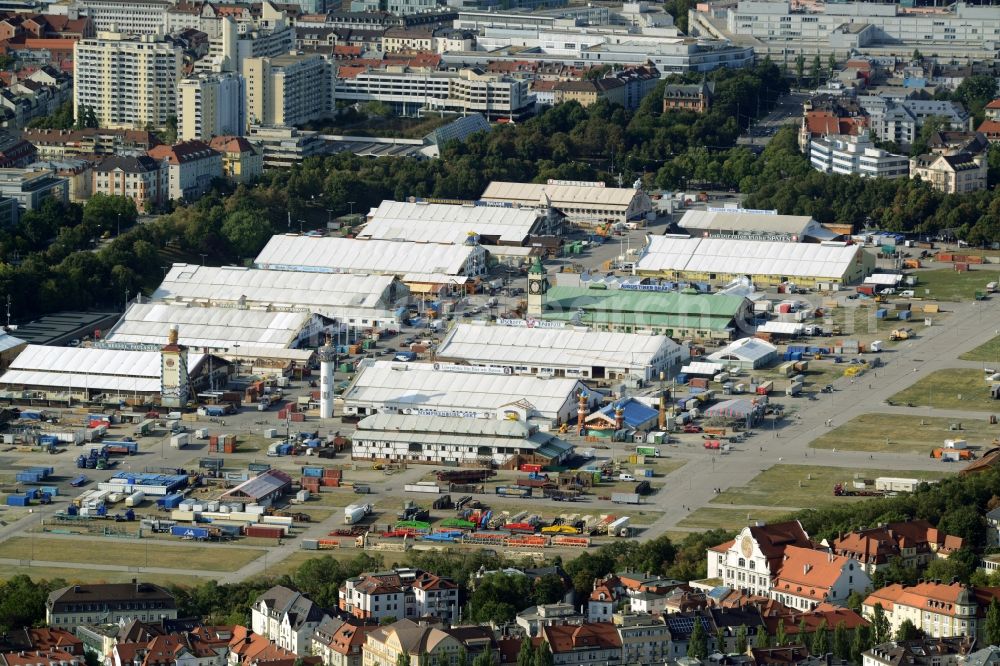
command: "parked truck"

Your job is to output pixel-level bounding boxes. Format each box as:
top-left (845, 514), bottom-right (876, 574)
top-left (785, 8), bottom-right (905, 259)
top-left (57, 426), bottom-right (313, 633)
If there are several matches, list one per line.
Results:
top-left (170, 433), bottom-right (190, 449)
top-left (607, 516), bottom-right (631, 537)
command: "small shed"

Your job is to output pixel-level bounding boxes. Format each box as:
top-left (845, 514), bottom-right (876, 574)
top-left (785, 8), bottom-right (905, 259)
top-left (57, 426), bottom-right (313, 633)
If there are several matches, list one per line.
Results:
top-left (220, 469), bottom-right (292, 507)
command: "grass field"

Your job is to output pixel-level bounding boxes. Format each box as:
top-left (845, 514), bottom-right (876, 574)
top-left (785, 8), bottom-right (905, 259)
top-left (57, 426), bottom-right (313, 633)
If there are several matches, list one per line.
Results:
top-left (711, 465), bottom-right (949, 509)
top-left (961, 335), bottom-right (1000, 363)
top-left (912, 269), bottom-right (996, 302)
top-left (265, 548), bottom-right (409, 578)
top-left (890, 368), bottom-right (998, 412)
top-left (0, 537), bottom-right (263, 571)
top-left (811, 413), bottom-right (999, 453)
top-left (676, 507), bottom-right (793, 531)
top-left (0, 565), bottom-right (208, 586)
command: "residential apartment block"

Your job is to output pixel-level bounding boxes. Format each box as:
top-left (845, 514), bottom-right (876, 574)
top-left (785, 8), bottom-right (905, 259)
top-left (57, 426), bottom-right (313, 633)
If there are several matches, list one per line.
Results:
top-left (198, 12), bottom-right (295, 75)
top-left (21, 128), bottom-right (159, 159)
top-left (209, 135), bottom-right (263, 183)
top-left (809, 133), bottom-right (909, 179)
top-left (243, 53), bottom-right (333, 128)
top-left (862, 581), bottom-right (1000, 639)
top-left (73, 32), bottom-right (182, 129)
top-left (859, 96), bottom-right (969, 149)
top-left (662, 81), bottom-right (714, 113)
top-left (360, 620), bottom-right (494, 666)
top-left (863, 637), bottom-right (971, 666)
top-left (310, 617), bottom-right (376, 666)
top-left (910, 153), bottom-right (987, 194)
top-left (91, 155), bottom-right (167, 210)
top-left (832, 519), bottom-right (964, 574)
top-left (147, 140), bottom-right (223, 202)
top-left (177, 72), bottom-right (244, 141)
top-left (542, 623), bottom-right (622, 666)
top-left (46, 582), bottom-right (177, 627)
top-left (339, 569), bottom-right (459, 625)
top-left (250, 586), bottom-right (326, 656)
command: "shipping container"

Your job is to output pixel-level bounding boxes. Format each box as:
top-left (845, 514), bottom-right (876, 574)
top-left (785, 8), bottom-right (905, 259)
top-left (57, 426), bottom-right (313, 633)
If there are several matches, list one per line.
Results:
top-left (611, 493), bottom-right (641, 505)
top-left (245, 525), bottom-right (285, 539)
top-left (404, 483), bottom-right (442, 494)
top-left (171, 525), bottom-right (209, 539)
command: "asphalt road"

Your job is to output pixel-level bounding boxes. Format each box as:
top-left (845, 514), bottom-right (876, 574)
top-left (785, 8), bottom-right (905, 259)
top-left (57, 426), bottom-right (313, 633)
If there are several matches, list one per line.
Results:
top-left (632, 295), bottom-right (1000, 542)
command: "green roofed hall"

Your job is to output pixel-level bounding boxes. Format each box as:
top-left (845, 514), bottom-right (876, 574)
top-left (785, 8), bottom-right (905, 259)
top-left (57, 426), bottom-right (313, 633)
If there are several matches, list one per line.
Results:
top-left (540, 286), bottom-right (753, 341)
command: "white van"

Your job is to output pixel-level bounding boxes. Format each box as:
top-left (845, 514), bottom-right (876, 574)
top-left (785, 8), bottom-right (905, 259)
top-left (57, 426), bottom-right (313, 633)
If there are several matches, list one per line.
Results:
top-left (619, 473), bottom-right (636, 482)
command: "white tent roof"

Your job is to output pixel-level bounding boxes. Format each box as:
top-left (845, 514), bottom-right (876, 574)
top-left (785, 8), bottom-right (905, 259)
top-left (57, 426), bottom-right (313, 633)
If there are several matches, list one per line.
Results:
top-left (152, 264), bottom-right (401, 312)
top-left (677, 209), bottom-right (836, 239)
top-left (864, 273), bottom-right (903, 286)
top-left (435, 323), bottom-right (678, 369)
top-left (681, 361), bottom-right (723, 375)
top-left (756, 321), bottom-right (804, 335)
top-left (254, 235), bottom-right (477, 278)
top-left (0, 345), bottom-right (205, 393)
top-left (106, 303), bottom-right (311, 350)
top-left (360, 201), bottom-right (541, 245)
top-left (636, 236), bottom-right (863, 279)
top-left (481, 181), bottom-right (643, 210)
top-left (707, 337), bottom-right (777, 363)
top-left (343, 360), bottom-right (582, 419)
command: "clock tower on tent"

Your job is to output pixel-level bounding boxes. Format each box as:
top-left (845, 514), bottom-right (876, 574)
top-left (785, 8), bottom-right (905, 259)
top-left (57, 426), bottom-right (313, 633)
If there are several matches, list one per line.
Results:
top-left (526, 255), bottom-right (548, 317)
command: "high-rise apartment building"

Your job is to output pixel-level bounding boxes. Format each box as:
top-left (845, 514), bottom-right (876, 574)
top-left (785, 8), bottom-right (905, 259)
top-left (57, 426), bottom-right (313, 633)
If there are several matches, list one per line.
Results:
top-left (73, 32), bottom-right (182, 129)
top-left (177, 72), bottom-right (244, 141)
top-left (242, 53), bottom-right (332, 128)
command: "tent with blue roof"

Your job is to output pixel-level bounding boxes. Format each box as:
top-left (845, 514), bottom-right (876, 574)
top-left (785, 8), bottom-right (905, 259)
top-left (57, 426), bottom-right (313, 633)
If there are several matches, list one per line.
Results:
top-left (585, 397), bottom-right (659, 431)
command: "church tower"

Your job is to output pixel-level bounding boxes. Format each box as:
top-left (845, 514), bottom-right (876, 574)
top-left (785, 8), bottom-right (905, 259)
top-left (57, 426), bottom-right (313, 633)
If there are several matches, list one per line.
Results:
top-left (526, 256), bottom-right (548, 318)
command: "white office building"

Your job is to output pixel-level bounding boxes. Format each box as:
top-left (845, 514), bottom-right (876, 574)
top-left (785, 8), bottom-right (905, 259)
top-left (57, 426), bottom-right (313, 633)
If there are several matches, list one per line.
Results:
top-left (809, 133), bottom-right (910, 179)
top-left (72, 0), bottom-right (169, 35)
top-left (692, 0), bottom-right (1000, 61)
top-left (335, 67), bottom-right (532, 120)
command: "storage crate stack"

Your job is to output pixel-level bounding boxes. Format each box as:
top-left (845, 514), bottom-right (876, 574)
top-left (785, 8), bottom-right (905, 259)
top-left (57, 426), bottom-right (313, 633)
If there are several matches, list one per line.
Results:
top-left (208, 434), bottom-right (237, 453)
